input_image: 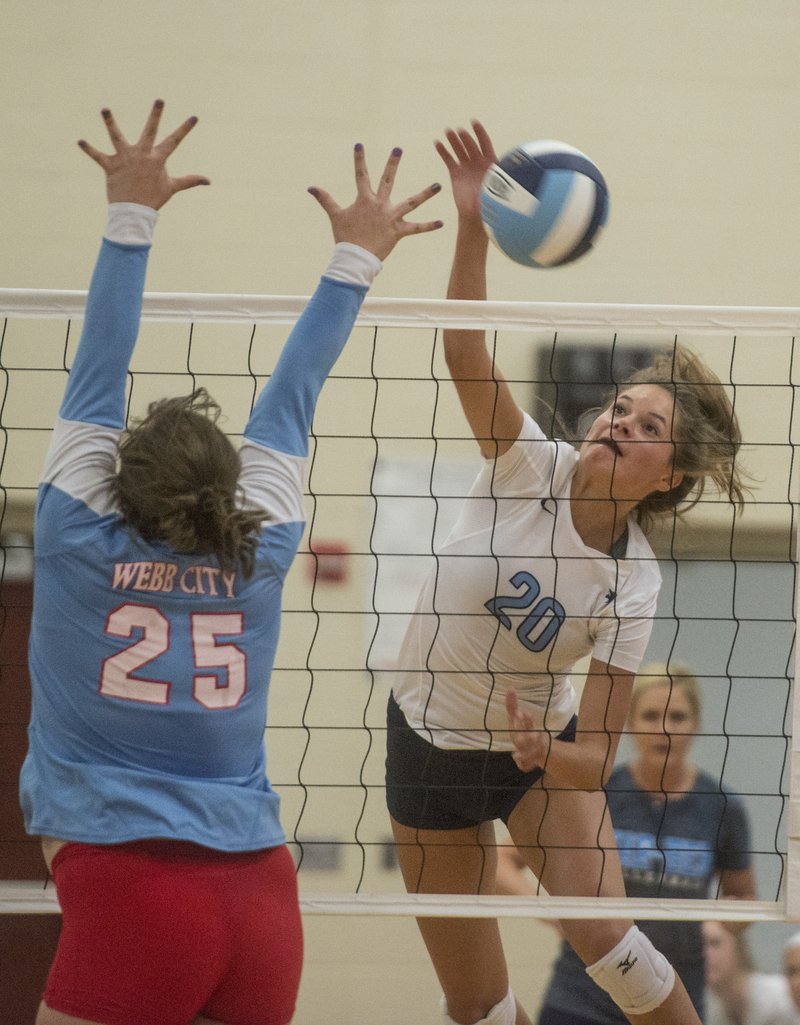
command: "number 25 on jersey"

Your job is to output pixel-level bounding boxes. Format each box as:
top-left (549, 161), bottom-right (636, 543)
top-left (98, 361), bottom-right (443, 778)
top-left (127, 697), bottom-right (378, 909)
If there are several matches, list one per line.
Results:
top-left (99, 603), bottom-right (246, 709)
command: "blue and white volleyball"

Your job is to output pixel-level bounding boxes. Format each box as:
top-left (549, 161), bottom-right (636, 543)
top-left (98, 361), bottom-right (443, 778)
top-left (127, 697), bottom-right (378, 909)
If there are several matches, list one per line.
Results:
top-left (479, 140), bottom-right (609, 268)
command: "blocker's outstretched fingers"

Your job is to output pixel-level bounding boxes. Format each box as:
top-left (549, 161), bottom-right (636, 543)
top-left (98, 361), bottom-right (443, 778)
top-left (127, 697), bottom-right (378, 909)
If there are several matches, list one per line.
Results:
top-left (352, 143), bottom-right (371, 194)
top-left (310, 142), bottom-right (443, 260)
top-left (376, 147), bottom-right (402, 201)
top-left (139, 99), bottom-right (166, 148)
top-left (307, 185), bottom-right (341, 217)
top-left (398, 182), bottom-right (442, 218)
top-left (77, 137), bottom-right (110, 170)
top-left (80, 101), bottom-right (209, 209)
top-left (100, 107), bottom-right (127, 152)
top-left (399, 217), bottom-right (444, 238)
top-left (156, 115), bottom-right (200, 160)
top-left (170, 172), bottom-right (212, 194)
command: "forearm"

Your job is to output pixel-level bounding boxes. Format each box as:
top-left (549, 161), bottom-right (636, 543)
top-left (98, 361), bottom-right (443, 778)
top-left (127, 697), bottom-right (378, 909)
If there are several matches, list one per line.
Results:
top-left (60, 204), bottom-right (155, 428)
top-left (441, 217), bottom-right (523, 454)
top-left (509, 662), bottom-right (630, 790)
top-left (245, 243), bottom-right (380, 456)
top-left (543, 732), bottom-right (621, 791)
top-left (544, 661), bottom-right (632, 790)
top-left (443, 217), bottom-right (490, 375)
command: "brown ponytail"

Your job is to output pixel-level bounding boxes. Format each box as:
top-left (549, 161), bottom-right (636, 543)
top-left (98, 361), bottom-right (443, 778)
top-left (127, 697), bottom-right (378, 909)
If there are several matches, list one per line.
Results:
top-left (111, 389), bottom-right (265, 576)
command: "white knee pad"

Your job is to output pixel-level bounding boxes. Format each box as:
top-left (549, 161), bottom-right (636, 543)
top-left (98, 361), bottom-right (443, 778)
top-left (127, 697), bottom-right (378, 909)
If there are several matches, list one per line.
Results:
top-left (585, 925), bottom-right (675, 1016)
top-left (441, 987), bottom-right (516, 1025)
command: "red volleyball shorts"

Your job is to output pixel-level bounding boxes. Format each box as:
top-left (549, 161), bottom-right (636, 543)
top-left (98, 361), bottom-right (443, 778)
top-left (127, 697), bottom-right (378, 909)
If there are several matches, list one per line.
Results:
top-left (43, 839), bottom-right (303, 1025)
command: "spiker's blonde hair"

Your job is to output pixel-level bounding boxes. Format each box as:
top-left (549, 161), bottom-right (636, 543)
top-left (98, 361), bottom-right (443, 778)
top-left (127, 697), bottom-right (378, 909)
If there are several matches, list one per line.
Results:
top-left (620, 345), bottom-right (748, 532)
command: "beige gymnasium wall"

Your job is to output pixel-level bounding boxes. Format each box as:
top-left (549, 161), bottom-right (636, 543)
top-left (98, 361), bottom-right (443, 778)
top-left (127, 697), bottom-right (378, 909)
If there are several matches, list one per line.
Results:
top-left (3, 3), bottom-right (800, 1023)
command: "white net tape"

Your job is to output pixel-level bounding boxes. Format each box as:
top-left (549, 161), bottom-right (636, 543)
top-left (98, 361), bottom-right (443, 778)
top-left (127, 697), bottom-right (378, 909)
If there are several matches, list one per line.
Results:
top-left (5, 288), bottom-right (800, 332)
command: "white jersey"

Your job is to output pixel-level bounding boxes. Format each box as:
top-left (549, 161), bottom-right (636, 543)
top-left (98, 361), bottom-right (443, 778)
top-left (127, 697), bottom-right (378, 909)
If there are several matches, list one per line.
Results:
top-left (392, 412), bottom-right (661, 751)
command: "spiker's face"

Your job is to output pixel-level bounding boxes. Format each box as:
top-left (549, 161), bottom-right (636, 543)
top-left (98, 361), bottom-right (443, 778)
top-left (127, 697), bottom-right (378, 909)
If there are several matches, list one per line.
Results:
top-left (580, 384), bottom-right (684, 501)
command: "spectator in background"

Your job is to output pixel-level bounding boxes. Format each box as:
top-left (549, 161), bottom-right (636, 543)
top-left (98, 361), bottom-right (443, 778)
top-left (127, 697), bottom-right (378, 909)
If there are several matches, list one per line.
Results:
top-left (496, 664), bottom-right (756, 1024)
top-left (704, 921), bottom-right (796, 1025)
top-left (782, 933), bottom-right (800, 1024)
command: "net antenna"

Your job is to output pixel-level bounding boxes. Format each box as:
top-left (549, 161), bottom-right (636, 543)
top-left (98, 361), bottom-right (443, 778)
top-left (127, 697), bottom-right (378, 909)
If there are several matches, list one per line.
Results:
top-left (1, 287), bottom-right (799, 923)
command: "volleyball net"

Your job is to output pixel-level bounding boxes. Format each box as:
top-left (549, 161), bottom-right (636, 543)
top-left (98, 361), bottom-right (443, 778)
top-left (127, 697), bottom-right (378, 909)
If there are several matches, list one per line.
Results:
top-left (1, 288), bottom-right (798, 923)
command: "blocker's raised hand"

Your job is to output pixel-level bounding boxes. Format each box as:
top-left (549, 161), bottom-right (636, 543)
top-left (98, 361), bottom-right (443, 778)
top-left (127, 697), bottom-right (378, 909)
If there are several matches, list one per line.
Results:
top-left (307, 143), bottom-right (443, 261)
top-left (78, 99), bottom-right (210, 210)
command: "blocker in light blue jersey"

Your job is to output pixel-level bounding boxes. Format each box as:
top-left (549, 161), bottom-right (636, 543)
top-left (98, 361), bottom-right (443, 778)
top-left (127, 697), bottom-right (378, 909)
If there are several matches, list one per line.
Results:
top-left (20, 203), bottom-right (381, 853)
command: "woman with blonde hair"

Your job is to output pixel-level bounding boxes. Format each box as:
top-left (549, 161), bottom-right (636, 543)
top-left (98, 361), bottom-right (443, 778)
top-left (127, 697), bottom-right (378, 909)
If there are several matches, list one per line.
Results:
top-left (524, 665), bottom-right (756, 1024)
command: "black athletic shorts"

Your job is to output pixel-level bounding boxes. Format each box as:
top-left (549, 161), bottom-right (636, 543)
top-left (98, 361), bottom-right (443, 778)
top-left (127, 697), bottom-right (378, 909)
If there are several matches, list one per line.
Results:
top-left (538, 1009), bottom-right (605, 1025)
top-left (385, 691), bottom-right (577, 830)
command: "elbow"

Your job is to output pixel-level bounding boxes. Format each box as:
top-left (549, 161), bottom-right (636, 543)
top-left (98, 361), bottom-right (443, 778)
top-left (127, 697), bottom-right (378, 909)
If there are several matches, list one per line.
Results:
top-left (591, 735), bottom-right (620, 789)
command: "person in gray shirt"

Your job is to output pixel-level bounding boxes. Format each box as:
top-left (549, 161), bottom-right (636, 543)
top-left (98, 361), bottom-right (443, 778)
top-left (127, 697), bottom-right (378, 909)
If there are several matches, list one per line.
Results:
top-left (496, 664), bottom-right (755, 1024)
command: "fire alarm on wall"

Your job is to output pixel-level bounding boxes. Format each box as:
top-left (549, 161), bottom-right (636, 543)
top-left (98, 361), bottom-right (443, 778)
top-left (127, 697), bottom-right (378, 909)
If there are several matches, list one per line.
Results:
top-left (308, 541), bottom-right (349, 584)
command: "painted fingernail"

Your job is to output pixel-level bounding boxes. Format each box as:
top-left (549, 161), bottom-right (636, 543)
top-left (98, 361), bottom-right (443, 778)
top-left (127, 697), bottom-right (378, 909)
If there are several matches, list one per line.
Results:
top-left (392, 147), bottom-right (402, 157)
top-left (354, 143), bottom-right (363, 152)
top-left (434, 220), bottom-right (444, 228)
top-left (154, 99), bottom-right (164, 109)
top-left (101, 108), bottom-right (111, 118)
top-left (431, 182), bottom-right (442, 193)
top-left (307, 186), bottom-right (320, 197)
top-left (189, 116), bottom-right (198, 125)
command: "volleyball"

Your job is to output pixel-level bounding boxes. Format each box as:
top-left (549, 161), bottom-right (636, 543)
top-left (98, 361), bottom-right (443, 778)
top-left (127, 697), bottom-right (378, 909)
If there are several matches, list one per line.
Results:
top-left (479, 140), bottom-right (609, 268)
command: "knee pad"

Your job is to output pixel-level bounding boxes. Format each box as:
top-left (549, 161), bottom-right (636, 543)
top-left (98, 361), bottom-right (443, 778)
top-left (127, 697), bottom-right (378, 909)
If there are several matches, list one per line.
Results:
top-left (441, 987), bottom-right (516, 1025)
top-left (585, 925), bottom-right (675, 1016)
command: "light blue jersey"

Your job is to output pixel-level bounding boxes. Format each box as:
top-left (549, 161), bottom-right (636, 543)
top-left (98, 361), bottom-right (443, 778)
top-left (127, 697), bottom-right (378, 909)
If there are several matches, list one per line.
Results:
top-left (20, 205), bottom-right (380, 852)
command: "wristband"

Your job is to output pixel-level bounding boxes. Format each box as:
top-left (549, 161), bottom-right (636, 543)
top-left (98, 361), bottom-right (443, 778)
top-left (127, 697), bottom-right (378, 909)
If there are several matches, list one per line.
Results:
top-left (105, 203), bottom-right (158, 246)
top-left (323, 242), bottom-right (382, 287)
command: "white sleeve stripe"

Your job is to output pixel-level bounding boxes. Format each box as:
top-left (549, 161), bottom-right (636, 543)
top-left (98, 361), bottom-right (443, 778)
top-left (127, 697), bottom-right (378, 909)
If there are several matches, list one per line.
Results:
top-left (41, 424), bottom-right (308, 527)
top-left (238, 440), bottom-right (306, 525)
top-left (40, 418), bottom-right (120, 516)
top-left (322, 242), bottom-right (382, 287)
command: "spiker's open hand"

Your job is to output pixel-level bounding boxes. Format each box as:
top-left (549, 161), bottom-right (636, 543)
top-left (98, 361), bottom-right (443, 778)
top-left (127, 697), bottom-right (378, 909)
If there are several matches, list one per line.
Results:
top-left (506, 688), bottom-right (550, 773)
top-left (435, 119), bottom-right (497, 223)
top-left (307, 143), bottom-right (443, 262)
top-left (78, 99), bottom-right (210, 210)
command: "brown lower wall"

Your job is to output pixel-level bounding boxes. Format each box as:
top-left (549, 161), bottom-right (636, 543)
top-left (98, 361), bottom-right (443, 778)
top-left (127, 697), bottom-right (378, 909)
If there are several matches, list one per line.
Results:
top-left (0, 916), bottom-right (61, 1025)
top-left (0, 580), bottom-right (58, 1021)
